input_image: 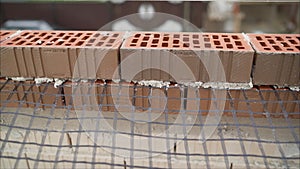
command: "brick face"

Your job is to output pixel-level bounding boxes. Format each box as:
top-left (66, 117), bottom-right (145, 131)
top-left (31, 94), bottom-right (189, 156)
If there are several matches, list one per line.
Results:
top-left (248, 34), bottom-right (300, 86)
top-left (120, 32), bottom-right (254, 83)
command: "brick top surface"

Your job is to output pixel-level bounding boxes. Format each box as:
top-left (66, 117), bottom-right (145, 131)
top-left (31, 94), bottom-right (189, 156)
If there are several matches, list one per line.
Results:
top-left (247, 34), bottom-right (300, 53)
top-left (0, 30), bottom-right (17, 42)
top-left (1, 30), bottom-right (124, 48)
top-left (122, 32), bottom-right (253, 51)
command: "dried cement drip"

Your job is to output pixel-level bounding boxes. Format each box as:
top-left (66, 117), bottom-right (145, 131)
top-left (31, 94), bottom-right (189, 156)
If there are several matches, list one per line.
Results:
top-left (180, 81), bottom-right (203, 88)
top-left (202, 81), bottom-right (253, 89)
top-left (34, 78), bottom-right (53, 85)
top-left (10, 77), bottom-right (33, 81)
top-left (289, 86), bottom-right (300, 92)
top-left (138, 80), bottom-right (170, 88)
top-left (54, 78), bottom-right (65, 88)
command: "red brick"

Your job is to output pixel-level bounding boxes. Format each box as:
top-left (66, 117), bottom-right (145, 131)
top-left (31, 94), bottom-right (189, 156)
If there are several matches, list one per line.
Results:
top-left (120, 32), bottom-right (254, 83)
top-left (248, 34), bottom-right (300, 86)
top-left (0, 30), bottom-right (123, 79)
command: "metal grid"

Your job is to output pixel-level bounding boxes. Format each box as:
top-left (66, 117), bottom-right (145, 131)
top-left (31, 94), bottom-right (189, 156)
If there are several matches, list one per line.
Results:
top-left (0, 80), bottom-right (299, 169)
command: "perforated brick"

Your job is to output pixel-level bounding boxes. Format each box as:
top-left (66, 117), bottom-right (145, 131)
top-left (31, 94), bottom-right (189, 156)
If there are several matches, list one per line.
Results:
top-left (120, 32), bottom-right (254, 83)
top-left (248, 34), bottom-right (300, 86)
top-left (0, 30), bottom-right (124, 79)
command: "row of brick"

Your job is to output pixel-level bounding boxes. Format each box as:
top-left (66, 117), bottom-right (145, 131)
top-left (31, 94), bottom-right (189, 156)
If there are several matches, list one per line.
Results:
top-left (1, 79), bottom-right (299, 118)
top-left (0, 30), bottom-right (299, 86)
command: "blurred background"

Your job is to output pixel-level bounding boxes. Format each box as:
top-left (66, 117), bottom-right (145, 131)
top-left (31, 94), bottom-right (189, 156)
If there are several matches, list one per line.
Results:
top-left (0, 0), bottom-right (299, 33)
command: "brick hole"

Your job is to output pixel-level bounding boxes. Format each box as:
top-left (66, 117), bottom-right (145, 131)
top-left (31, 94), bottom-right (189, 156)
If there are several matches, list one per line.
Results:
top-left (135, 34), bottom-right (141, 38)
top-left (65, 44), bottom-right (71, 46)
top-left (183, 43), bottom-right (189, 47)
top-left (151, 45), bottom-right (157, 47)
top-left (26, 43), bottom-right (32, 45)
top-left (96, 42), bottom-right (103, 46)
top-left (130, 44), bottom-right (136, 47)
top-left (193, 34), bottom-right (199, 39)
top-left (226, 44), bottom-right (233, 48)
top-left (46, 43), bottom-right (52, 46)
top-left (101, 36), bottom-right (108, 40)
top-left (143, 36), bottom-right (150, 41)
top-left (183, 37), bottom-right (189, 42)
top-left (63, 36), bottom-right (71, 40)
top-left (154, 34), bottom-right (160, 38)
top-left (173, 45), bottom-right (179, 47)
top-left (212, 35), bottom-right (218, 39)
top-left (235, 41), bottom-right (242, 46)
top-left (94, 33), bottom-right (100, 37)
top-left (173, 34), bottom-right (180, 38)
top-left (162, 43), bottom-right (168, 47)
top-left (281, 42), bottom-right (290, 47)
top-left (295, 46), bottom-right (300, 50)
top-left (173, 39), bottom-right (179, 44)
top-left (265, 36), bottom-right (271, 38)
top-left (286, 36), bottom-right (291, 39)
top-left (132, 39), bottom-right (138, 43)
top-left (108, 39), bottom-right (115, 43)
top-left (183, 34), bottom-right (189, 37)
top-left (273, 45), bottom-right (281, 51)
top-left (194, 46), bottom-right (200, 48)
top-left (259, 42), bottom-right (267, 46)
top-left (256, 36), bottom-right (262, 40)
top-left (58, 33), bottom-right (64, 37)
top-left (264, 47), bottom-right (271, 50)
top-left (76, 41), bottom-right (84, 46)
top-left (222, 35), bottom-right (228, 37)
top-left (163, 37), bottom-right (169, 41)
top-left (87, 33), bottom-right (93, 35)
top-left (7, 42), bottom-right (13, 45)
top-left (275, 36), bottom-right (283, 41)
top-left (31, 38), bottom-right (39, 42)
top-left (50, 32), bottom-right (56, 35)
top-left (106, 44), bottom-right (112, 47)
top-left (69, 38), bottom-right (77, 43)
top-left (82, 36), bottom-right (89, 40)
top-left (0, 32), bottom-right (9, 36)
top-left (112, 34), bottom-right (119, 37)
top-left (205, 43), bottom-right (211, 48)
top-left (203, 34), bottom-right (209, 37)
top-left (68, 33), bottom-right (74, 35)
top-left (33, 32), bottom-right (39, 35)
top-left (193, 40), bottom-right (199, 44)
top-left (216, 46), bottom-right (223, 49)
top-left (56, 41), bottom-right (64, 45)
top-left (22, 32), bottom-right (29, 36)
top-left (204, 37), bottom-right (210, 42)
top-left (52, 38), bottom-right (59, 42)
top-left (141, 42), bottom-right (147, 47)
top-left (214, 41), bottom-right (221, 45)
top-left (232, 35), bottom-right (239, 39)
top-left (289, 39), bottom-right (297, 44)
top-left (224, 38), bottom-right (230, 42)
top-left (12, 37), bottom-right (21, 42)
top-left (268, 39), bottom-right (275, 44)
top-left (75, 33), bottom-right (82, 37)
top-left (44, 35), bottom-right (52, 40)
top-left (152, 39), bottom-right (159, 43)
top-left (287, 48), bottom-right (294, 51)
top-left (145, 33), bottom-right (151, 35)
top-left (27, 35), bottom-right (34, 39)
top-left (296, 37), bottom-right (300, 41)
top-left (16, 41), bottom-right (26, 45)
top-left (238, 46), bottom-right (245, 49)
top-left (39, 33), bottom-right (46, 37)
top-left (88, 39), bottom-right (95, 43)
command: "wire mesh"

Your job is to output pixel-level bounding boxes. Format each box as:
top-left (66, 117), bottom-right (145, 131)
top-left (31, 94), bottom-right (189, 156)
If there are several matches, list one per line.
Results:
top-left (0, 79), bottom-right (299, 169)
